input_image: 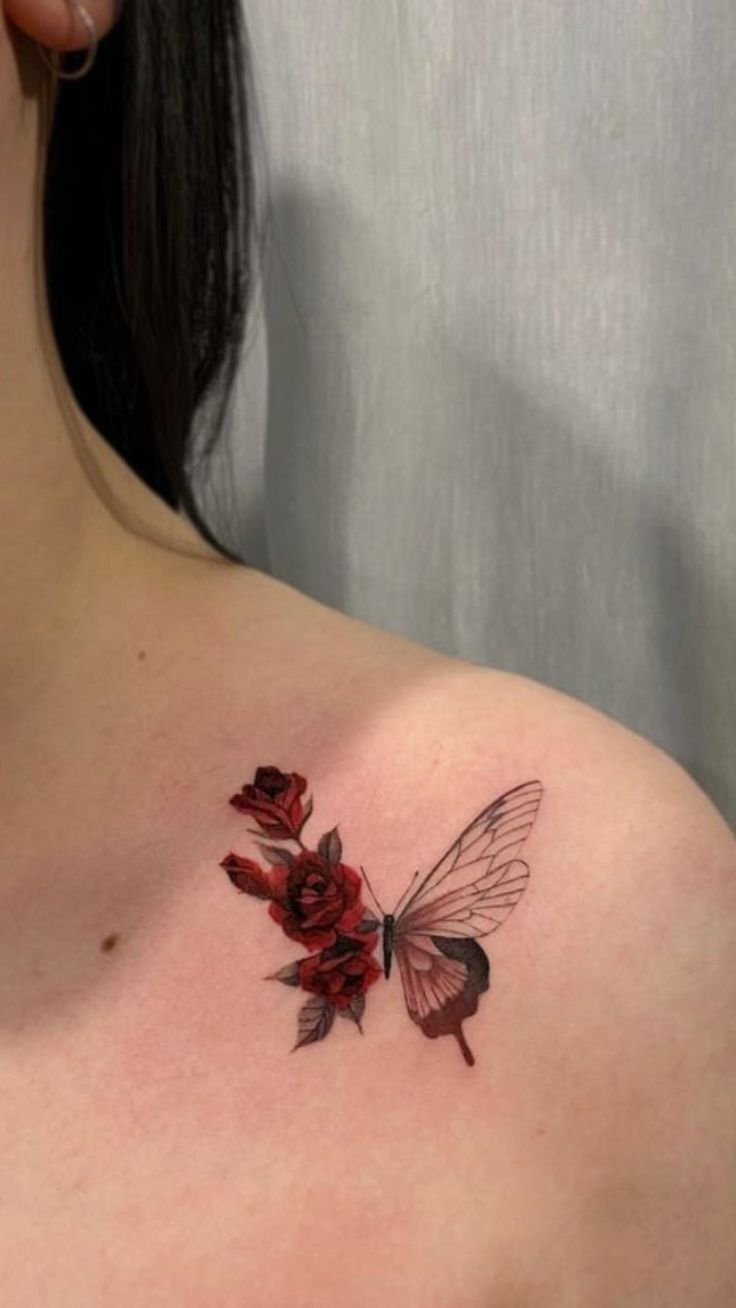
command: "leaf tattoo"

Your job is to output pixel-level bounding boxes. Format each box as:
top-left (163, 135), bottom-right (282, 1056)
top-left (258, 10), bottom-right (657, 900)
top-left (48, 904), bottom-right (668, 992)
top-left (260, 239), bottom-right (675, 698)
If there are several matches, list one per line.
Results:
top-left (294, 995), bottom-right (336, 1050)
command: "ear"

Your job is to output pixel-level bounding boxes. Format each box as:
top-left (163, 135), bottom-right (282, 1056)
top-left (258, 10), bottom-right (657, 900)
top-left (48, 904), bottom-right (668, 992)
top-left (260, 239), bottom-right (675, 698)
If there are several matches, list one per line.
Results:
top-left (5, 0), bottom-right (120, 53)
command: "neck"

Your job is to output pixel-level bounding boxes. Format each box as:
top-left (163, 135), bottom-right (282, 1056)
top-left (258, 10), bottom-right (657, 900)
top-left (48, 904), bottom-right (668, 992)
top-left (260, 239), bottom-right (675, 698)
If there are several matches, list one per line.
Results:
top-left (0, 32), bottom-right (225, 731)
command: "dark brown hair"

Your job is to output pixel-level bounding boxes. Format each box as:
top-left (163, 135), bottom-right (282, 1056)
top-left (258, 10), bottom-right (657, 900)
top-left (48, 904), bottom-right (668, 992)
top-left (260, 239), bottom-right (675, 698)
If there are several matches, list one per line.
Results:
top-left (41, 1), bottom-right (262, 560)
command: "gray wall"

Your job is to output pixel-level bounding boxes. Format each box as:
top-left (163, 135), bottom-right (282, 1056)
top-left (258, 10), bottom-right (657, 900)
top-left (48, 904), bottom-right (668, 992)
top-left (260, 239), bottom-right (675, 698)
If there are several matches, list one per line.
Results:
top-left (211, 1), bottom-right (736, 828)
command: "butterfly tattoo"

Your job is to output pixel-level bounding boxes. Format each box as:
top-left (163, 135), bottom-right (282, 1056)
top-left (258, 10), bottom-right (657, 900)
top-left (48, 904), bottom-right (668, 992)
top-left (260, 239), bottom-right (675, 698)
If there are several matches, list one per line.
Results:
top-left (220, 767), bottom-right (543, 1066)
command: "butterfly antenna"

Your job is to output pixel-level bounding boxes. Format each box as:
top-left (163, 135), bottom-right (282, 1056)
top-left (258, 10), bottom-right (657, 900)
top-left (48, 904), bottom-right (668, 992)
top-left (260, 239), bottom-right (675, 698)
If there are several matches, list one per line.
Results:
top-left (391, 869), bottom-right (420, 917)
top-left (359, 865), bottom-right (385, 918)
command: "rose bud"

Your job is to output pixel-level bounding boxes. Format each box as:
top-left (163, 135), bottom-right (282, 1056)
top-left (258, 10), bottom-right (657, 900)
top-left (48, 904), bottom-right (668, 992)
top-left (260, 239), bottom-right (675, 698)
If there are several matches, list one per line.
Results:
top-left (229, 766), bottom-right (308, 839)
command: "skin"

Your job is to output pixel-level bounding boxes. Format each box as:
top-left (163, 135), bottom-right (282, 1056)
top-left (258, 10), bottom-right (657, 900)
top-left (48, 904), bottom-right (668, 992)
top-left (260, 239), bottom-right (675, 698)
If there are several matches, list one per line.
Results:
top-left (1, 5), bottom-right (735, 1305)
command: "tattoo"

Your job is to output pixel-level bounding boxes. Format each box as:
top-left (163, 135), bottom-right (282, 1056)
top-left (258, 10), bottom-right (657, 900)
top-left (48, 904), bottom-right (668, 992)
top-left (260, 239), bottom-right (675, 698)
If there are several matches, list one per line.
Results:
top-left (219, 767), bottom-right (543, 1066)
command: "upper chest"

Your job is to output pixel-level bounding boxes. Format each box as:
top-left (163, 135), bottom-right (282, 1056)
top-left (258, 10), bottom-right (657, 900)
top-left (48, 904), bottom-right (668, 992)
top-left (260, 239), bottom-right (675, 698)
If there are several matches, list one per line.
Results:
top-left (0, 1019), bottom-right (523, 1308)
top-left (0, 962), bottom-right (670, 1308)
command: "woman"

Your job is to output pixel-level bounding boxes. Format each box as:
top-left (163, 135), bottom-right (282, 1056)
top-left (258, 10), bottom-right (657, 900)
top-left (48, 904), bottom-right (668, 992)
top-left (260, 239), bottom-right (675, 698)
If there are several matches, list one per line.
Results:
top-left (1, 2), bottom-right (734, 1304)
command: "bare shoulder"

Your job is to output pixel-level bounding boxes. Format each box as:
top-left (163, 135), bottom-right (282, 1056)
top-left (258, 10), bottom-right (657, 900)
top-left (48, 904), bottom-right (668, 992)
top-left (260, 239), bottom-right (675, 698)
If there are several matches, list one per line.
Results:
top-left (100, 558), bottom-right (736, 1303)
top-left (225, 570), bottom-right (736, 1297)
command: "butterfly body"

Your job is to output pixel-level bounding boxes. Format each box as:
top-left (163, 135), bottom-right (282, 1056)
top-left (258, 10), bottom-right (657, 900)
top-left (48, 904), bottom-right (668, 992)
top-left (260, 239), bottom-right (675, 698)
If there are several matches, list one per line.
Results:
top-left (382, 913), bottom-right (395, 978)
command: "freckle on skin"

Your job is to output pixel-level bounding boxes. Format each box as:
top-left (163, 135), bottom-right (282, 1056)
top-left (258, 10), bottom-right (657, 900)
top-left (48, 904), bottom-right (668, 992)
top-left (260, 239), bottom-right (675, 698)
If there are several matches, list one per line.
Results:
top-left (137, 649), bottom-right (147, 662)
top-left (101, 933), bottom-right (120, 953)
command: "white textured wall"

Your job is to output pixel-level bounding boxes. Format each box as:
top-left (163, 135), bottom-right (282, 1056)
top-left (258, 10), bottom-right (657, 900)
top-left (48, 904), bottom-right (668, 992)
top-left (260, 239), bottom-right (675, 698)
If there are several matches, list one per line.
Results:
top-left (218, 1), bottom-right (736, 826)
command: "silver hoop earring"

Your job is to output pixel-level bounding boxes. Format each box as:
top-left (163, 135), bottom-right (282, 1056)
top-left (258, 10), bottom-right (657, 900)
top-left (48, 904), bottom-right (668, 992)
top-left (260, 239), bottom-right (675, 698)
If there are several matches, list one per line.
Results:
top-left (36, 0), bottom-right (98, 82)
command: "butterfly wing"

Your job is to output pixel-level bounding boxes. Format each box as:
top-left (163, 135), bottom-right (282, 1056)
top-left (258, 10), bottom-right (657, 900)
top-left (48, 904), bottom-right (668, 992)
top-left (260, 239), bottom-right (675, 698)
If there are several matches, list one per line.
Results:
top-left (393, 932), bottom-right (490, 1065)
top-left (395, 779), bottom-right (543, 939)
top-left (391, 780), bottom-right (542, 1064)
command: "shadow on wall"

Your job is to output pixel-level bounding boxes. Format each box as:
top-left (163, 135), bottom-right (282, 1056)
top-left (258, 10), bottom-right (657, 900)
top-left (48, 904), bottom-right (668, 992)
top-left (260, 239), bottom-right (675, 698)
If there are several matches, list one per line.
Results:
top-left (259, 179), bottom-right (736, 830)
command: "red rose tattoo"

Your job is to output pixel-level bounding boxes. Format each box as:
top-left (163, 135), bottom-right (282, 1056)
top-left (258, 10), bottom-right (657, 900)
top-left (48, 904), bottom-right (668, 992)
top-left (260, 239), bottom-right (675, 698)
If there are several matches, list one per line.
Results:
top-left (268, 852), bottom-right (364, 951)
top-left (221, 853), bottom-right (272, 900)
top-left (298, 939), bottom-right (381, 1009)
top-left (220, 764), bottom-right (543, 1064)
top-left (221, 766), bottom-right (381, 1049)
top-left (229, 766), bottom-right (309, 840)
